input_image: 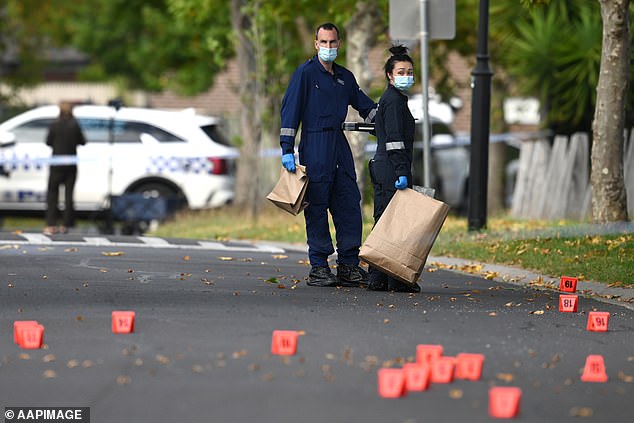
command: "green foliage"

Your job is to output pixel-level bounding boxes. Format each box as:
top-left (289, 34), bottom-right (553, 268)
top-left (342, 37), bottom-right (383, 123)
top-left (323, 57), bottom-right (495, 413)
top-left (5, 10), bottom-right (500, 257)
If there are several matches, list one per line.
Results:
top-left (64, 0), bottom-right (233, 94)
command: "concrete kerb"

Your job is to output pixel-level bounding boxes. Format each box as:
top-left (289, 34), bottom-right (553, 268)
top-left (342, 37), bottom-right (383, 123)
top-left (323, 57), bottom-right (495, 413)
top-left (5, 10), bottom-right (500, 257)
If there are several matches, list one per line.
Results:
top-left (426, 255), bottom-right (634, 312)
top-left (256, 241), bottom-right (634, 311)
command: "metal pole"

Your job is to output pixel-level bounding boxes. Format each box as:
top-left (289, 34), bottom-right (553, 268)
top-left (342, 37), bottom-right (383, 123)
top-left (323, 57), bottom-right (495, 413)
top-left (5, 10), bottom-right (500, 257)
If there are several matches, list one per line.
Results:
top-left (420, 0), bottom-right (431, 188)
top-left (467, 0), bottom-right (492, 231)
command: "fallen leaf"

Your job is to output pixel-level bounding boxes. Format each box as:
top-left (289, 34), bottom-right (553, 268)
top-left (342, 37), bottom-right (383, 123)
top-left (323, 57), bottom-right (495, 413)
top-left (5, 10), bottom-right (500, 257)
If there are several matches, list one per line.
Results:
top-left (265, 277), bottom-right (279, 284)
top-left (155, 354), bottom-right (170, 364)
top-left (116, 375), bottom-right (132, 385)
top-left (530, 310), bottom-right (545, 315)
top-left (218, 256), bottom-right (234, 261)
top-left (496, 373), bottom-right (515, 382)
top-left (82, 360), bottom-right (94, 368)
top-left (67, 360), bottom-right (79, 368)
top-left (192, 365), bottom-right (205, 374)
top-left (449, 389), bottom-right (464, 399)
top-left (101, 251), bottom-right (124, 257)
top-left (618, 372), bottom-right (633, 383)
top-left (383, 318), bottom-right (390, 324)
top-left (18, 353), bottom-right (30, 360)
top-left (42, 370), bottom-right (57, 379)
top-left (42, 354), bottom-right (56, 363)
top-left (488, 312), bottom-right (498, 317)
top-left (182, 255), bottom-right (191, 261)
top-left (484, 271), bottom-right (499, 280)
top-left (569, 407), bottom-right (593, 418)
top-left (273, 255), bottom-right (288, 260)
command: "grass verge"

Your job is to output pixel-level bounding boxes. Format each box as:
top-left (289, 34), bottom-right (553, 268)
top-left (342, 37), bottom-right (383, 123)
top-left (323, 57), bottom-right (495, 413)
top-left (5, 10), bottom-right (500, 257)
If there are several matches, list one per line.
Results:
top-left (149, 204), bottom-right (633, 286)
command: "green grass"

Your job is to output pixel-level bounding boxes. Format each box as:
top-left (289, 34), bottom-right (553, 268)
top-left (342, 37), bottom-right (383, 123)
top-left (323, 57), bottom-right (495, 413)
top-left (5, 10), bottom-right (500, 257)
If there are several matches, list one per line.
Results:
top-left (3, 206), bottom-right (632, 285)
top-left (432, 217), bottom-right (633, 285)
top-left (149, 205), bottom-right (633, 286)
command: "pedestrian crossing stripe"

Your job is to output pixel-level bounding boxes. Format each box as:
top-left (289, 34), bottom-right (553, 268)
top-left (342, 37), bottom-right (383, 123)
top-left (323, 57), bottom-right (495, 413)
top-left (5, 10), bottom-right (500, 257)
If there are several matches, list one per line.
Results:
top-left (0, 234), bottom-right (285, 254)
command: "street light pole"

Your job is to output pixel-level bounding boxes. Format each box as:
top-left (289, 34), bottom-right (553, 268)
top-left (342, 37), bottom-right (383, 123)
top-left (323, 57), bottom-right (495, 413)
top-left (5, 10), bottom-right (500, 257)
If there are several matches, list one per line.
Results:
top-left (420, 0), bottom-right (432, 188)
top-left (467, 0), bottom-right (493, 231)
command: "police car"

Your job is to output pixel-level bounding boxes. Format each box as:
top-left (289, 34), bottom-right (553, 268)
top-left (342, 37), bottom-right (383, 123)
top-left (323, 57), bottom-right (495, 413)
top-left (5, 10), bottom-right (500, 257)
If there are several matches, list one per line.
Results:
top-left (0, 105), bottom-right (238, 214)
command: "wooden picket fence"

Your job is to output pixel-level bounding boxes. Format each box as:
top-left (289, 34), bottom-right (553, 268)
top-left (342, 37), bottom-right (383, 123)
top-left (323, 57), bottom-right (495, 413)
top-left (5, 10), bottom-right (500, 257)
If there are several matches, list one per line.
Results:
top-left (511, 130), bottom-right (634, 220)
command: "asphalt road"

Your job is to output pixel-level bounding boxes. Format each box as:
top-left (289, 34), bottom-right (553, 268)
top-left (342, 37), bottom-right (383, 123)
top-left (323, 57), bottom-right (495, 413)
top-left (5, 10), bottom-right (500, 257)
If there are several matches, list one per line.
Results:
top-left (0, 233), bottom-right (633, 423)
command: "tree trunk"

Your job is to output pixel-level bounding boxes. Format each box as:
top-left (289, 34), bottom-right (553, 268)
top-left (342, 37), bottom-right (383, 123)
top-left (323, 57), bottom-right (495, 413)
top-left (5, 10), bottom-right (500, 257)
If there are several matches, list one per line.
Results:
top-left (231, 0), bottom-right (262, 220)
top-left (591, 0), bottom-right (630, 222)
top-left (488, 141), bottom-right (506, 214)
top-left (345, 1), bottom-right (382, 206)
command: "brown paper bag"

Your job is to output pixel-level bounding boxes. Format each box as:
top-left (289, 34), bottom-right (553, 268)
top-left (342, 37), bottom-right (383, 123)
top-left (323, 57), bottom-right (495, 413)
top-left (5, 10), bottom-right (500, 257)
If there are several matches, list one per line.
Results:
top-left (266, 165), bottom-right (309, 215)
top-left (359, 188), bottom-right (449, 284)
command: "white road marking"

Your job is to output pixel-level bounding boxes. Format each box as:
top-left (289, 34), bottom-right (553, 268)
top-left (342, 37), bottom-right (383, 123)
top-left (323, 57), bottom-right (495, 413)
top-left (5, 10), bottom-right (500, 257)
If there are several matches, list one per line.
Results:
top-left (0, 234), bottom-right (285, 254)
top-left (19, 233), bottom-right (53, 244)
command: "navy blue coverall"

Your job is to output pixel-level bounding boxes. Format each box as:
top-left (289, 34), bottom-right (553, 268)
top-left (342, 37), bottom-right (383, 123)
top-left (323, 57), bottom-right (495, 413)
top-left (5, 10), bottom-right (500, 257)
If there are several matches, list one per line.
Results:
top-left (370, 84), bottom-right (414, 221)
top-left (280, 55), bottom-right (377, 267)
top-left (369, 83), bottom-right (415, 286)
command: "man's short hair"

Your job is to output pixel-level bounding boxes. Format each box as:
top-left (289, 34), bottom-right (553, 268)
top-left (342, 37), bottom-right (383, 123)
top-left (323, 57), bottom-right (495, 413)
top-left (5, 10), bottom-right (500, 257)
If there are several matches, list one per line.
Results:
top-left (315, 22), bottom-right (340, 40)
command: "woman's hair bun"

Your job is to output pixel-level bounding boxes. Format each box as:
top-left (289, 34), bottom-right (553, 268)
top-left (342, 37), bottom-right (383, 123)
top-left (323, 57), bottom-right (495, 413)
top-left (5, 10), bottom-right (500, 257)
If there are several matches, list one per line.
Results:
top-left (389, 45), bottom-right (409, 56)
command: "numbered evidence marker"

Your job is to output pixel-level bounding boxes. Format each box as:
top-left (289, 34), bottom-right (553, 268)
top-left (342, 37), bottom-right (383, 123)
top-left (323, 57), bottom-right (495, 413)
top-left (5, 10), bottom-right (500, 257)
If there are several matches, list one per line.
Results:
top-left (378, 368), bottom-right (406, 398)
top-left (14, 320), bottom-right (40, 345)
top-left (416, 344), bottom-right (444, 365)
top-left (403, 362), bottom-right (431, 391)
top-left (16, 322), bottom-right (45, 349)
top-left (489, 386), bottom-right (522, 419)
top-left (270, 330), bottom-right (299, 355)
top-left (112, 311), bottom-right (136, 334)
top-left (455, 353), bottom-right (485, 381)
top-left (581, 354), bottom-right (608, 383)
top-left (559, 276), bottom-right (578, 293)
top-left (430, 356), bottom-right (455, 384)
top-left (558, 294), bottom-right (579, 312)
top-left (586, 311), bottom-right (610, 332)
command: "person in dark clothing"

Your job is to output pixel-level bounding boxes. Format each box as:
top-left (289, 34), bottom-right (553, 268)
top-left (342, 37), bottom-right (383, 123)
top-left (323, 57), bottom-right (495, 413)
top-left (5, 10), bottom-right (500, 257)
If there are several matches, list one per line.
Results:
top-left (44, 102), bottom-right (86, 235)
top-left (367, 45), bottom-right (420, 293)
top-left (280, 22), bottom-right (378, 288)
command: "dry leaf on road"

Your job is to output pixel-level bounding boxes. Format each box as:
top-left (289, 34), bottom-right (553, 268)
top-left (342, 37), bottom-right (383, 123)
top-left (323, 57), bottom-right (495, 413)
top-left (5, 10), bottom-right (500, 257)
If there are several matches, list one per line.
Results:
top-left (101, 251), bottom-right (124, 257)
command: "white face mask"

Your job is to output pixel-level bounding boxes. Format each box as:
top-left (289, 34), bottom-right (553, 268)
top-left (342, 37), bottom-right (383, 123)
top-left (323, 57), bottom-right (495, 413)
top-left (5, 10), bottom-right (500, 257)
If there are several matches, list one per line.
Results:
top-left (318, 47), bottom-right (338, 62)
top-left (394, 75), bottom-right (414, 91)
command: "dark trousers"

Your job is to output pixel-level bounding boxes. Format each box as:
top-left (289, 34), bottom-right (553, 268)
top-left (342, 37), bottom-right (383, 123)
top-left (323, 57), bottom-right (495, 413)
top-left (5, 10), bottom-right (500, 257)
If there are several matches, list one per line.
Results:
top-left (46, 165), bottom-right (77, 227)
top-left (304, 165), bottom-right (362, 267)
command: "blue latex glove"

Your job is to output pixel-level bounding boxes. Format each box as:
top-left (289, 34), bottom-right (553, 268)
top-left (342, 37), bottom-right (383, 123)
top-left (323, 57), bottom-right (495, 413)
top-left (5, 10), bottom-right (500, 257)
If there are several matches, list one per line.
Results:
top-left (395, 175), bottom-right (408, 190)
top-left (282, 153), bottom-right (296, 172)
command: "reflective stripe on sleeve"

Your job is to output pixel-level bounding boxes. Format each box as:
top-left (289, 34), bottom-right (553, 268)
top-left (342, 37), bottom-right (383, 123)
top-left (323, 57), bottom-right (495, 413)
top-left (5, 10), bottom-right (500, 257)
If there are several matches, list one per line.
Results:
top-left (364, 107), bottom-right (377, 123)
top-left (280, 128), bottom-right (296, 137)
top-left (386, 141), bottom-right (406, 151)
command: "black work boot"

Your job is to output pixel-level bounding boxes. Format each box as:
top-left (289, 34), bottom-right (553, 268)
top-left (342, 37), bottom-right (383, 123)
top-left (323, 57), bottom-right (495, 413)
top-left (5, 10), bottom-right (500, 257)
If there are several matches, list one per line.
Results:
top-left (367, 267), bottom-right (388, 291)
top-left (307, 266), bottom-right (339, 287)
top-left (336, 263), bottom-right (368, 287)
top-left (388, 277), bottom-right (421, 293)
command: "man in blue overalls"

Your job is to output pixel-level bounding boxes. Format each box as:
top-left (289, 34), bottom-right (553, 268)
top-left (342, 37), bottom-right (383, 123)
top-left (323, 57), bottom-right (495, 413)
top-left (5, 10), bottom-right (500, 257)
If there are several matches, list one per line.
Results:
top-left (280, 22), bottom-right (377, 287)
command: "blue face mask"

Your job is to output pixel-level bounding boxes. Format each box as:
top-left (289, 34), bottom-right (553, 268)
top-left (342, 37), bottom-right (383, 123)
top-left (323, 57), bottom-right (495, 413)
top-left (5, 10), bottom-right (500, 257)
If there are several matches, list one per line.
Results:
top-left (318, 47), bottom-right (338, 63)
top-left (394, 75), bottom-right (414, 91)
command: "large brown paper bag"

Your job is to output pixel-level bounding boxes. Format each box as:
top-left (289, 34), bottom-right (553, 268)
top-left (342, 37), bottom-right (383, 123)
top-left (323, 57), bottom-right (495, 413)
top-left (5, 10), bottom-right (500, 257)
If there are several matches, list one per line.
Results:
top-left (266, 165), bottom-right (309, 215)
top-left (359, 188), bottom-right (449, 284)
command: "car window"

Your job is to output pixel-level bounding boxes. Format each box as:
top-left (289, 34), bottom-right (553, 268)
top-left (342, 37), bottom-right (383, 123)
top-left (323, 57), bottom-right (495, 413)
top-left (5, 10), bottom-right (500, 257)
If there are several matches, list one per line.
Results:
top-left (201, 124), bottom-right (231, 146)
top-left (10, 118), bottom-right (55, 143)
top-left (77, 119), bottom-right (184, 143)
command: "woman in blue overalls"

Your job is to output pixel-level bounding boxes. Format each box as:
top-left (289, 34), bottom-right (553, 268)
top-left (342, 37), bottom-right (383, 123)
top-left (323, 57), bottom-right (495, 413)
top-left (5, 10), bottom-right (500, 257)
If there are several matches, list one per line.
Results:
top-left (368, 45), bottom-right (420, 293)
